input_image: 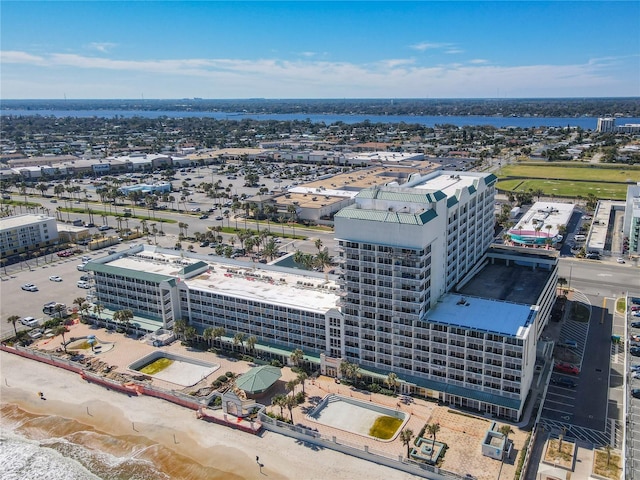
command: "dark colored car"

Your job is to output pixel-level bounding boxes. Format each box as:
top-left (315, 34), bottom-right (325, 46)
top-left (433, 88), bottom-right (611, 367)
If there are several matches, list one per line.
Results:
top-left (631, 322), bottom-right (640, 329)
top-left (632, 389), bottom-right (640, 399)
top-left (551, 377), bottom-right (577, 388)
top-left (554, 363), bottom-right (580, 375)
top-left (631, 347), bottom-right (640, 357)
top-left (199, 214), bottom-right (209, 220)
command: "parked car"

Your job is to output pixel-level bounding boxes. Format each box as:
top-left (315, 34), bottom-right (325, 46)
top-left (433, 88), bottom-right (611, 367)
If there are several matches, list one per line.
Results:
top-left (28, 329), bottom-right (43, 339)
top-left (98, 225), bottom-right (112, 231)
top-left (21, 283), bottom-right (38, 292)
top-left (199, 214), bottom-right (209, 220)
top-left (49, 275), bottom-right (62, 282)
top-left (632, 322), bottom-right (640, 329)
top-left (632, 389), bottom-right (640, 399)
top-left (631, 347), bottom-right (640, 357)
top-left (77, 281), bottom-right (91, 289)
top-left (631, 306), bottom-right (640, 312)
top-left (586, 253), bottom-right (600, 260)
top-left (551, 377), bottom-right (577, 388)
top-left (20, 316), bottom-right (39, 327)
top-left (616, 258), bottom-right (625, 264)
top-left (79, 275), bottom-right (92, 282)
top-left (554, 363), bottom-right (580, 375)
top-left (560, 339), bottom-right (578, 349)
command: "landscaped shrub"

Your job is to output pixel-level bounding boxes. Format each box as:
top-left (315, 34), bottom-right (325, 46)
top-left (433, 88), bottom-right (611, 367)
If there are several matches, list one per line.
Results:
top-left (295, 392), bottom-right (306, 404)
top-left (225, 371), bottom-right (233, 377)
top-left (368, 383), bottom-right (381, 393)
top-left (212, 380), bottom-right (222, 388)
top-left (217, 375), bottom-right (228, 383)
top-left (242, 355), bottom-right (254, 362)
top-left (270, 359), bottom-right (283, 367)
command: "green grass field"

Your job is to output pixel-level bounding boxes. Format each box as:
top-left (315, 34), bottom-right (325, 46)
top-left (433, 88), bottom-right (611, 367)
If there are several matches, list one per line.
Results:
top-left (496, 163), bottom-right (639, 200)
top-left (138, 357), bottom-right (174, 375)
top-left (369, 415), bottom-right (403, 440)
top-left (498, 163), bottom-right (640, 182)
top-left (496, 178), bottom-right (629, 200)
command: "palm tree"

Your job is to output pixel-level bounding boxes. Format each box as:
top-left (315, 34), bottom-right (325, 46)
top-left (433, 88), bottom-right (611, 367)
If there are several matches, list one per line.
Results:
top-left (272, 393), bottom-right (287, 418)
top-left (286, 379), bottom-right (299, 396)
top-left (498, 424), bottom-right (514, 459)
top-left (603, 444), bottom-right (613, 466)
top-left (53, 325), bottom-right (68, 353)
top-left (297, 371), bottom-right (308, 395)
top-left (54, 303), bottom-right (67, 319)
top-left (399, 428), bottom-right (414, 458)
top-left (6, 315), bottom-right (20, 336)
top-left (285, 394), bottom-right (297, 422)
top-left (92, 303), bottom-right (104, 324)
top-left (558, 425), bottom-right (567, 451)
top-left (386, 372), bottom-right (399, 394)
top-left (246, 335), bottom-right (257, 353)
top-left (113, 309), bottom-right (133, 333)
top-left (173, 319), bottom-right (187, 340)
top-left (213, 326), bottom-right (225, 348)
top-left (290, 348), bottom-right (304, 367)
top-left (314, 238), bottom-right (323, 252)
top-left (73, 297), bottom-right (86, 315)
top-left (233, 332), bottom-right (246, 352)
top-left (203, 327), bottom-right (213, 348)
top-left (427, 423), bottom-right (441, 450)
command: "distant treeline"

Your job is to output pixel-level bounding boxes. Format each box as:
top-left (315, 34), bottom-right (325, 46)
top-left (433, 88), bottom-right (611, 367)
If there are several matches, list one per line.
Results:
top-left (3, 98), bottom-right (640, 118)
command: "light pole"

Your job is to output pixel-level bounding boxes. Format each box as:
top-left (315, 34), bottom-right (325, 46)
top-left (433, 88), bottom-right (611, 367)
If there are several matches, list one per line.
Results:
top-left (568, 265), bottom-right (573, 292)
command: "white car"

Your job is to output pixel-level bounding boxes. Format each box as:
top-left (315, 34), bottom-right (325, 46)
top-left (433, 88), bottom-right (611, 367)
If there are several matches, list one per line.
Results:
top-left (617, 258), bottom-right (625, 264)
top-left (20, 316), bottom-right (39, 327)
top-left (49, 275), bottom-right (63, 282)
top-left (21, 283), bottom-right (38, 292)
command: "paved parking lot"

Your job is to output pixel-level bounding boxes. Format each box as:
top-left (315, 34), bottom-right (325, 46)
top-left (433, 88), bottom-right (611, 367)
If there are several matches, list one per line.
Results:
top-left (0, 250), bottom-right (100, 339)
top-left (627, 294), bottom-right (640, 479)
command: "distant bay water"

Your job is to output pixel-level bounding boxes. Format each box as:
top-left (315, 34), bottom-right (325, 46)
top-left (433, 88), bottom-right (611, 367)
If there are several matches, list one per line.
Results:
top-left (2, 108), bottom-right (640, 129)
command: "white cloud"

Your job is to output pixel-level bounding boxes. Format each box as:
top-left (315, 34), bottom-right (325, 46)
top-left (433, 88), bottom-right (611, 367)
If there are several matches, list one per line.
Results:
top-left (87, 42), bottom-right (117, 53)
top-left (0, 50), bottom-right (636, 98)
top-left (409, 42), bottom-right (453, 52)
top-left (0, 50), bottom-right (45, 64)
top-left (445, 48), bottom-right (464, 55)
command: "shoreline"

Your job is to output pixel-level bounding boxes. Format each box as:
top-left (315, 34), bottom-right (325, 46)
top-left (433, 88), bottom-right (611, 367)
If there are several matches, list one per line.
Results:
top-left (1, 351), bottom-right (418, 480)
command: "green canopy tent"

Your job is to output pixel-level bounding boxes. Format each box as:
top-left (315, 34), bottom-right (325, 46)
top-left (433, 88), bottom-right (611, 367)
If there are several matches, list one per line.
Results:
top-left (235, 365), bottom-right (282, 395)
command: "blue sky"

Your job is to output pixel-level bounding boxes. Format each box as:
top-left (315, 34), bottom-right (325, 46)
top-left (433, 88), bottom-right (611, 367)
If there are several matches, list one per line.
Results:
top-left (1, 1), bottom-right (638, 99)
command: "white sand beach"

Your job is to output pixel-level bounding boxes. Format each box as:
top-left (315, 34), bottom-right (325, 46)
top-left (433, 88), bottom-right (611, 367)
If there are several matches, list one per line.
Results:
top-left (1, 351), bottom-right (419, 480)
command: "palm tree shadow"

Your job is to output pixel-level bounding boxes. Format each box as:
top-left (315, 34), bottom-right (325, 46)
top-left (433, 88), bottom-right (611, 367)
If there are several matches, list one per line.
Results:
top-left (308, 395), bottom-right (322, 405)
top-left (295, 439), bottom-right (324, 451)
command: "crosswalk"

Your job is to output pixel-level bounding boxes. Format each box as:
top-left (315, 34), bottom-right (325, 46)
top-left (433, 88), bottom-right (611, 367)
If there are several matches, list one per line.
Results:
top-left (539, 417), bottom-right (619, 448)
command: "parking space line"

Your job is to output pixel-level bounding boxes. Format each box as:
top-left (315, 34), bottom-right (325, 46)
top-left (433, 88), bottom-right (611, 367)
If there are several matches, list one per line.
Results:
top-left (547, 391), bottom-right (576, 399)
top-left (542, 406), bottom-right (574, 415)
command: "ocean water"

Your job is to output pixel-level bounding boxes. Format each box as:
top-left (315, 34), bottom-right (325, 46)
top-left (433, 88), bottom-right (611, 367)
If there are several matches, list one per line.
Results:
top-left (0, 404), bottom-right (239, 480)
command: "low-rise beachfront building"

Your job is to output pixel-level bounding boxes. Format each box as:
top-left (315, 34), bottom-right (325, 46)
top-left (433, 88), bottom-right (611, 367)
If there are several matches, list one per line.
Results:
top-left (506, 202), bottom-right (574, 247)
top-left (0, 214), bottom-right (59, 257)
top-left (86, 245), bottom-right (341, 354)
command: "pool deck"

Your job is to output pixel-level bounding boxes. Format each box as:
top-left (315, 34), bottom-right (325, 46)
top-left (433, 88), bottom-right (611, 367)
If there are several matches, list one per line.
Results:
top-left (33, 322), bottom-right (527, 480)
